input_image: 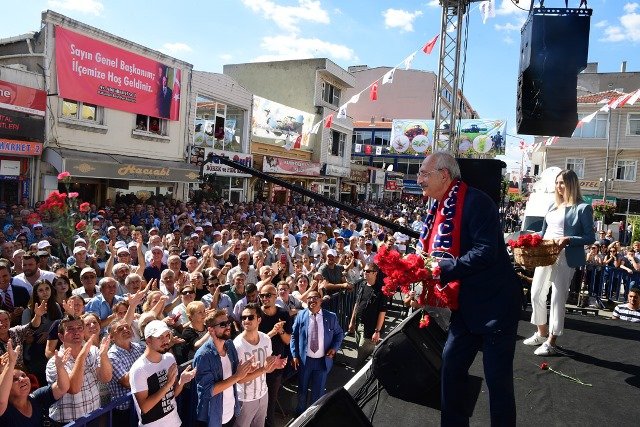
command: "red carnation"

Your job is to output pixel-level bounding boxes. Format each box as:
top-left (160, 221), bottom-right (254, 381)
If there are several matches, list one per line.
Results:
top-left (419, 314), bottom-right (430, 329)
top-left (57, 171), bottom-right (71, 180)
top-left (540, 362), bottom-right (549, 370)
top-left (79, 202), bottom-right (91, 213)
top-left (75, 220), bottom-right (87, 231)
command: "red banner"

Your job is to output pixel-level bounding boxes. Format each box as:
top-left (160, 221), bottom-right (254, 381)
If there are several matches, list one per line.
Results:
top-left (55, 26), bottom-right (180, 121)
top-left (0, 80), bottom-right (46, 116)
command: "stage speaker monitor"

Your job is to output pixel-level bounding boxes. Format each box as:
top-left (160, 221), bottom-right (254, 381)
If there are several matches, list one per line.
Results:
top-left (517, 8), bottom-right (591, 137)
top-left (289, 387), bottom-right (372, 427)
top-left (457, 157), bottom-right (506, 207)
top-left (371, 308), bottom-right (449, 408)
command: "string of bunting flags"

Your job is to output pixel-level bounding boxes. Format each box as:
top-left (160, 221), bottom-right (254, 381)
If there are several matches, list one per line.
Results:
top-left (293, 34), bottom-right (440, 151)
top-left (531, 88), bottom-right (640, 151)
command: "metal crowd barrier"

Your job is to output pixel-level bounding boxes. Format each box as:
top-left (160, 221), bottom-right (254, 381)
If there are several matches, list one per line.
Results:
top-left (582, 265), bottom-right (640, 307)
top-left (322, 285), bottom-right (359, 333)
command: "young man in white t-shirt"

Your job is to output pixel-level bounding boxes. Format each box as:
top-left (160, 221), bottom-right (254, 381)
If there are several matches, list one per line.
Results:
top-left (233, 303), bottom-right (286, 427)
top-left (130, 320), bottom-right (196, 427)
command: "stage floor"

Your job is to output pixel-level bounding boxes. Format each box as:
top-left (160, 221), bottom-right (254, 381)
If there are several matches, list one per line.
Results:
top-left (349, 310), bottom-right (640, 426)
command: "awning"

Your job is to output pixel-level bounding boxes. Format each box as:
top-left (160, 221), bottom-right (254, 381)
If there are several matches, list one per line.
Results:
top-left (402, 180), bottom-right (422, 195)
top-left (43, 148), bottom-right (201, 183)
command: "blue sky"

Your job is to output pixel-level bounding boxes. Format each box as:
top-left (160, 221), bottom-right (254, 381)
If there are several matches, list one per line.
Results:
top-left (2, 0), bottom-right (638, 171)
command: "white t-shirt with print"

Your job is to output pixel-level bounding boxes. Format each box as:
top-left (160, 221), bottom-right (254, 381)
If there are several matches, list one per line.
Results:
top-left (130, 352), bottom-right (181, 427)
top-left (233, 331), bottom-right (272, 402)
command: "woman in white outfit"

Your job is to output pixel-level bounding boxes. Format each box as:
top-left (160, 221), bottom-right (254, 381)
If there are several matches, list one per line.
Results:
top-left (524, 169), bottom-right (595, 356)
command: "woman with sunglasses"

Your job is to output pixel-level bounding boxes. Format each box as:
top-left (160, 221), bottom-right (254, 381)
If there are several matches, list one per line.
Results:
top-left (170, 285), bottom-right (196, 329)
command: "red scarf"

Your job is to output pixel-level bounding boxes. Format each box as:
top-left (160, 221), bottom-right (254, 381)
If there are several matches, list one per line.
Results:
top-left (418, 179), bottom-right (467, 310)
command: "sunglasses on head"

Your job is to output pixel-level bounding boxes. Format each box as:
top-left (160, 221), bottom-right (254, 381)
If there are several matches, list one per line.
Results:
top-left (241, 314), bottom-right (256, 321)
top-left (182, 290), bottom-right (195, 295)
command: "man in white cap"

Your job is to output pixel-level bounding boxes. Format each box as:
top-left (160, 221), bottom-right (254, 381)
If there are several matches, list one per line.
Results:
top-left (72, 267), bottom-right (100, 302)
top-left (37, 239), bottom-right (61, 267)
top-left (130, 320), bottom-right (196, 427)
top-left (318, 249), bottom-right (353, 294)
top-left (67, 246), bottom-right (99, 289)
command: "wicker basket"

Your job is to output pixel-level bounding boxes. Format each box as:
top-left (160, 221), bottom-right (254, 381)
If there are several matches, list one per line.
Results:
top-left (512, 240), bottom-right (560, 269)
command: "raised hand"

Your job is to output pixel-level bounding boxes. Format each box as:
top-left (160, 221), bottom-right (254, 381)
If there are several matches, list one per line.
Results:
top-left (234, 358), bottom-right (254, 382)
top-left (166, 363), bottom-right (178, 388)
top-left (5, 340), bottom-right (19, 366)
top-left (34, 300), bottom-right (48, 317)
top-left (98, 335), bottom-right (111, 356)
top-left (179, 365), bottom-right (197, 385)
top-left (55, 347), bottom-right (73, 367)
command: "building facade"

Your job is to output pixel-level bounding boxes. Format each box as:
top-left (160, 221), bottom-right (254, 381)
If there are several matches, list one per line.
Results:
top-left (0, 11), bottom-right (198, 205)
top-left (224, 58), bottom-right (355, 202)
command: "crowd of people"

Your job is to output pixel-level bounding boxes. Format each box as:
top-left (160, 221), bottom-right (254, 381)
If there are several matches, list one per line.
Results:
top-left (0, 196), bottom-right (407, 427)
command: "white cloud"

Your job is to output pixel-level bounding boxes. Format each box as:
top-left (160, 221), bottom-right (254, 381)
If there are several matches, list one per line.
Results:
top-left (242, 0), bottom-right (330, 33)
top-left (496, 0), bottom-right (532, 16)
top-left (600, 5), bottom-right (640, 42)
top-left (595, 20), bottom-right (609, 28)
top-left (426, 0), bottom-right (440, 7)
top-left (252, 34), bottom-right (356, 62)
top-left (160, 43), bottom-right (193, 55)
top-left (47, 0), bottom-right (104, 15)
top-left (383, 9), bottom-right (423, 32)
top-left (219, 53), bottom-right (233, 61)
top-left (494, 22), bottom-right (520, 32)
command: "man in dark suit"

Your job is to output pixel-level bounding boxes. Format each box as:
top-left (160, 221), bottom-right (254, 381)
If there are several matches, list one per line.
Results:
top-left (416, 152), bottom-right (521, 426)
top-left (158, 74), bottom-right (173, 119)
top-left (290, 290), bottom-right (344, 416)
top-left (0, 262), bottom-right (30, 326)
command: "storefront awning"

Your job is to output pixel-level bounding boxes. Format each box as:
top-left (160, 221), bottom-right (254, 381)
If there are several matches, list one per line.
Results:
top-left (402, 180), bottom-right (422, 195)
top-left (43, 148), bottom-right (201, 183)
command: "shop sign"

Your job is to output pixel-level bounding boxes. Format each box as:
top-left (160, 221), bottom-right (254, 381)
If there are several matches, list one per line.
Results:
top-left (580, 180), bottom-right (600, 190)
top-left (55, 26), bottom-right (181, 121)
top-left (201, 149), bottom-right (252, 177)
top-left (0, 160), bottom-right (20, 176)
top-left (371, 169), bottom-right (385, 185)
top-left (66, 158), bottom-right (200, 182)
top-left (262, 156), bottom-right (320, 176)
top-left (349, 168), bottom-right (369, 183)
top-left (385, 180), bottom-right (398, 191)
top-left (0, 80), bottom-right (46, 116)
top-left (22, 178), bottom-right (29, 200)
top-left (0, 138), bottom-right (43, 156)
top-left (325, 164), bottom-right (350, 178)
top-left (0, 109), bottom-right (45, 141)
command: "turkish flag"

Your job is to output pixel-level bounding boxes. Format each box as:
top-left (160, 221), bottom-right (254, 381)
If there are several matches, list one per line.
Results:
top-left (364, 145), bottom-right (372, 155)
top-left (370, 81), bottom-right (379, 101)
top-left (324, 114), bottom-right (333, 128)
top-left (293, 134), bottom-right (302, 149)
top-left (422, 35), bottom-right (439, 54)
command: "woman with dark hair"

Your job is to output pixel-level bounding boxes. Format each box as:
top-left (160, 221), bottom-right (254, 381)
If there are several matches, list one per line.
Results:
top-left (52, 276), bottom-right (72, 308)
top-left (20, 280), bottom-right (62, 384)
top-left (524, 169), bottom-right (595, 356)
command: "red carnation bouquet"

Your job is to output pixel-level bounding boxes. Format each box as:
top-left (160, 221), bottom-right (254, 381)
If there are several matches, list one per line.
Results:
top-left (374, 245), bottom-right (458, 328)
top-left (36, 172), bottom-right (95, 256)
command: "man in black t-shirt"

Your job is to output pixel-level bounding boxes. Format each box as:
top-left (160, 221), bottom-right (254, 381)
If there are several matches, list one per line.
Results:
top-left (259, 283), bottom-right (293, 427)
top-left (349, 264), bottom-right (388, 367)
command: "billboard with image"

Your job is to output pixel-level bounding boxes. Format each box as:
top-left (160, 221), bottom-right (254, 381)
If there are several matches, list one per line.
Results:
top-left (251, 96), bottom-right (314, 150)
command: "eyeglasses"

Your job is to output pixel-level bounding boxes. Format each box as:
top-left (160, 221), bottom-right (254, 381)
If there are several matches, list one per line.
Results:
top-left (417, 168), bottom-right (443, 179)
top-left (213, 320), bottom-right (231, 328)
top-left (307, 296), bottom-right (320, 301)
top-left (241, 314), bottom-right (256, 321)
top-left (364, 270), bottom-right (377, 273)
top-left (207, 282), bottom-right (219, 288)
top-left (259, 293), bottom-right (274, 298)
top-left (182, 290), bottom-right (195, 295)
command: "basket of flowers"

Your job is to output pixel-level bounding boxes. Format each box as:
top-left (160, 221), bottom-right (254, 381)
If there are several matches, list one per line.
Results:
top-left (508, 234), bottom-right (560, 269)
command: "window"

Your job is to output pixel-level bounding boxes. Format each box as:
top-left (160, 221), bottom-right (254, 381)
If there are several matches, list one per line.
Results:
top-left (628, 114), bottom-right (640, 136)
top-left (615, 160), bottom-right (637, 182)
top-left (322, 82), bottom-right (341, 106)
top-left (572, 113), bottom-right (607, 138)
top-left (565, 158), bottom-right (585, 179)
top-left (330, 130), bottom-right (346, 156)
top-left (135, 114), bottom-right (167, 136)
top-left (374, 131), bottom-right (391, 146)
top-left (62, 99), bottom-right (100, 122)
top-left (352, 130), bottom-right (373, 145)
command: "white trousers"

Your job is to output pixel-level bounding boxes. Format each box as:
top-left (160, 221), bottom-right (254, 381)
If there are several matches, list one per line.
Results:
top-left (530, 249), bottom-right (574, 336)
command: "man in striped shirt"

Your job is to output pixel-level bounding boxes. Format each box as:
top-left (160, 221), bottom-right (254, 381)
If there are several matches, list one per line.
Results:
top-left (613, 287), bottom-right (640, 322)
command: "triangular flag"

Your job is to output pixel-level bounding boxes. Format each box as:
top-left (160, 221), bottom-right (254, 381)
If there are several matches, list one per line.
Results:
top-left (382, 68), bottom-right (396, 85)
top-left (545, 136), bottom-right (558, 146)
top-left (422, 35), bottom-right (439, 54)
top-left (628, 89), bottom-right (640, 106)
top-left (403, 52), bottom-right (417, 70)
top-left (337, 105), bottom-right (347, 119)
top-left (609, 94), bottom-right (628, 110)
top-left (480, 0), bottom-right (496, 24)
top-left (324, 114), bottom-right (333, 128)
top-left (370, 81), bottom-right (379, 101)
top-left (348, 94), bottom-right (360, 104)
top-left (616, 92), bottom-right (635, 108)
top-left (355, 143), bottom-right (362, 153)
top-left (375, 146), bottom-right (382, 155)
top-left (310, 122), bottom-right (321, 134)
top-left (293, 134), bottom-right (302, 149)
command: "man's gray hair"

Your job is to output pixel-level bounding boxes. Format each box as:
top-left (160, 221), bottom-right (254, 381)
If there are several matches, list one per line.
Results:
top-left (430, 152), bottom-right (461, 180)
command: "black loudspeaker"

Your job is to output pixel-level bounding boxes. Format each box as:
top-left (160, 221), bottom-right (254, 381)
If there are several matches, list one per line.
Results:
top-left (517, 8), bottom-right (591, 137)
top-left (289, 387), bottom-right (372, 427)
top-left (456, 158), bottom-right (506, 207)
top-left (371, 308), bottom-right (449, 407)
